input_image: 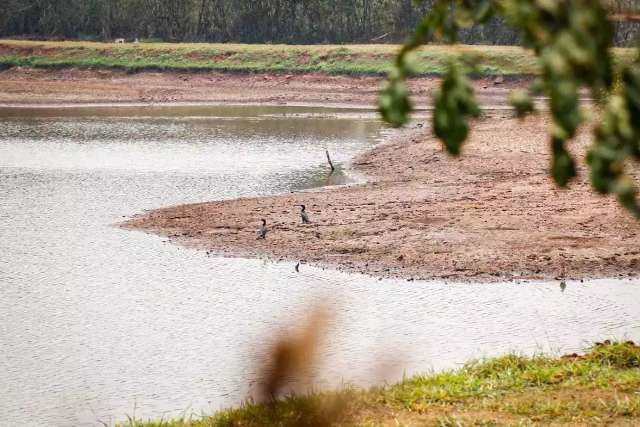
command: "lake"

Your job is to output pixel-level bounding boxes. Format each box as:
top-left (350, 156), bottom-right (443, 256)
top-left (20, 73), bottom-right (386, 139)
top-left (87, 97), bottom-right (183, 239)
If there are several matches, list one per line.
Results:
top-left (1, 105), bottom-right (638, 426)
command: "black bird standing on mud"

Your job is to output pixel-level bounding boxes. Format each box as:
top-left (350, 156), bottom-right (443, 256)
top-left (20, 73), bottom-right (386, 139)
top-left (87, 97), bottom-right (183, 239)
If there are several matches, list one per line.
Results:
top-left (258, 219), bottom-right (268, 239)
top-left (297, 205), bottom-right (311, 224)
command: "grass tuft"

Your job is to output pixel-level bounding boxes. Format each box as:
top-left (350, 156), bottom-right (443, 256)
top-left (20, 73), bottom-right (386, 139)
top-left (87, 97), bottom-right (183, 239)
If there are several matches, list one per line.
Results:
top-left (588, 340), bottom-right (640, 369)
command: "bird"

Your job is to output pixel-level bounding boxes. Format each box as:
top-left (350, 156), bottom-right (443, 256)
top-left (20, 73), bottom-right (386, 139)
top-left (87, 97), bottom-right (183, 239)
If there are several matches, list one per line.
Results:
top-left (258, 219), bottom-right (267, 239)
top-left (296, 204), bottom-right (311, 224)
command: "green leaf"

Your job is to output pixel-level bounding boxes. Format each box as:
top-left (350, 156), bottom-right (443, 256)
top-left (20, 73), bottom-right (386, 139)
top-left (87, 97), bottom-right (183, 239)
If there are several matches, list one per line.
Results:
top-left (551, 136), bottom-right (577, 187)
top-left (378, 69), bottom-right (412, 128)
top-left (509, 89), bottom-right (535, 118)
top-left (433, 61), bottom-right (480, 155)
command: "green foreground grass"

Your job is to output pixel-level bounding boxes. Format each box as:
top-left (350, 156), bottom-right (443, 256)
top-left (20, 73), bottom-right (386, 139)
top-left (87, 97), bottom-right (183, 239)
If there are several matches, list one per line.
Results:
top-left (125, 342), bottom-right (640, 426)
top-left (0, 39), bottom-right (636, 77)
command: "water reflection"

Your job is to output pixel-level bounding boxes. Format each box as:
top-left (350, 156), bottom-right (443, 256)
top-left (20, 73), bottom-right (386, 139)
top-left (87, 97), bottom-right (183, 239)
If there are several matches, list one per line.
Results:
top-left (0, 106), bottom-right (638, 427)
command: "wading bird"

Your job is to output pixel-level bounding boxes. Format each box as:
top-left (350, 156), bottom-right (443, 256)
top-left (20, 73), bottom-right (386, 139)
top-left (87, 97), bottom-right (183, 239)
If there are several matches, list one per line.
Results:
top-left (296, 205), bottom-right (311, 224)
top-left (258, 219), bottom-right (268, 239)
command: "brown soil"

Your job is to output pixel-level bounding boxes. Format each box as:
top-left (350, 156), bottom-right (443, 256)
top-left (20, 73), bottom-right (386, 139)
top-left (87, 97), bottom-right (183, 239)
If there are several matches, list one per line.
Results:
top-left (3, 67), bottom-right (638, 282)
top-left (0, 66), bottom-right (519, 107)
top-left (353, 388), bottom-right (640, 426)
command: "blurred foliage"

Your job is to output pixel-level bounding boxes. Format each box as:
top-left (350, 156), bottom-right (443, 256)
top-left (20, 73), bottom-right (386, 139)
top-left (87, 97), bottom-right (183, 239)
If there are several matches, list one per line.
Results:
top-left (433, 61), bottom-right (481, 154)
top-left (589, 64), bottom-right (640, 217)
top-left (379, 0), bottom-right (640, 218)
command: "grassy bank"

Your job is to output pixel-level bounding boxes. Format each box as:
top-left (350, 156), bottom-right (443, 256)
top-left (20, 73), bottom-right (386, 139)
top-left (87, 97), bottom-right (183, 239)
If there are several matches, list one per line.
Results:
top-left (124, 342), bottom-right (640, 426)
top-left (0, 39), bottom-right (635, 77)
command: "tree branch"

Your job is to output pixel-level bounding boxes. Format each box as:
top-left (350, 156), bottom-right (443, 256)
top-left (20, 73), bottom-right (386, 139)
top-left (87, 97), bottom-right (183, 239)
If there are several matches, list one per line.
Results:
top-left (609, 13), bottom-right (640, 22)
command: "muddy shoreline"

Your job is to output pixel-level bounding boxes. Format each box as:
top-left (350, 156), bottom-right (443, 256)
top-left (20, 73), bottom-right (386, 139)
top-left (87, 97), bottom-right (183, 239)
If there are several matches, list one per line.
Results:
top-left (3, 67), bottom-right (639, 282)
top-left (124, 120), bottom-right (640, 283)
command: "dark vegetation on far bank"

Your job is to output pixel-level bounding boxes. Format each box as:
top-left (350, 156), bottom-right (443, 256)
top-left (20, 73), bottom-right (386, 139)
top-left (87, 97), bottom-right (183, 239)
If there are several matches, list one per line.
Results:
top-left (2, 0), bottom-right (639, 46)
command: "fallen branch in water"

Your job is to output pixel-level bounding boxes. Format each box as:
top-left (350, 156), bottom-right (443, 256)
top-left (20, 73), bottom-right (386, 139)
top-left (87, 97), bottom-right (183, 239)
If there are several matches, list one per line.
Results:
top-left (326, 150), bottom-right (335, 174)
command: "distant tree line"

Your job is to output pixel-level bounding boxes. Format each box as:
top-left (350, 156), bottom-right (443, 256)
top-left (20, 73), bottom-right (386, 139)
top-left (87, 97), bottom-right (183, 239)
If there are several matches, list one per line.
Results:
top-left (0, 0), bottom-right (637, 45)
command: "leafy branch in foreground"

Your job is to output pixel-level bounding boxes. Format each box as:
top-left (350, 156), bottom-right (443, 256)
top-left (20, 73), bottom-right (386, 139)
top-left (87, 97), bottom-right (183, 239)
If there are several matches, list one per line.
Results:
top-left (379, 0), bottom-right (640, 218)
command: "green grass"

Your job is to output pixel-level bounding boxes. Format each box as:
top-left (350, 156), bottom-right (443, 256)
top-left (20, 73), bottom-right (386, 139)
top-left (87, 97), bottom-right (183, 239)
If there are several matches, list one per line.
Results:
top-left (0, 39), bottom-right (636, 76)
top-left (122, 341), bottom-right (640, 426)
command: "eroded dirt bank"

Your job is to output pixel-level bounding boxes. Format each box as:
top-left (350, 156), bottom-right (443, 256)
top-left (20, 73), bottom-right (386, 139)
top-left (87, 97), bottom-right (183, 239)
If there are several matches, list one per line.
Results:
top-left (0, 67), bottom-right (521, 106)
top-left (124, 115), bottom-right (640, 282)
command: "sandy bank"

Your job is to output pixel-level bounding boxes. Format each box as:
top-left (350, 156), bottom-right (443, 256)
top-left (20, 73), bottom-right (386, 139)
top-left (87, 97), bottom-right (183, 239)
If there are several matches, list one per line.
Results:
top-left (124, 115), bottom-right (640, 282)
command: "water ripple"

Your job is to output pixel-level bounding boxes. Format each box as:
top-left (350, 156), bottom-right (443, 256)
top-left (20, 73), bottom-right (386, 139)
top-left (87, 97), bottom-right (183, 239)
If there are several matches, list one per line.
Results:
top-left (0, 106), bottom-right (639, 427)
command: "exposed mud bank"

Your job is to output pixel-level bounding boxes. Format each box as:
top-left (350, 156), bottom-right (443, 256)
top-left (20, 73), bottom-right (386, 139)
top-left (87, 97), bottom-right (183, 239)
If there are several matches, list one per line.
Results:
top-left (124, 116), bottom-right (640, 282)
top-left (3, 67), bottom-right (635, 282)
top-left (0, 67), bottom-right (523, 107)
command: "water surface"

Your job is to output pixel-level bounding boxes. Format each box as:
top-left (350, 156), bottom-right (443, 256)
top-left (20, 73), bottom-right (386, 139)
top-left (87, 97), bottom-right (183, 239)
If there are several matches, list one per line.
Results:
top-left (1, 105), bottom-right (639, 427)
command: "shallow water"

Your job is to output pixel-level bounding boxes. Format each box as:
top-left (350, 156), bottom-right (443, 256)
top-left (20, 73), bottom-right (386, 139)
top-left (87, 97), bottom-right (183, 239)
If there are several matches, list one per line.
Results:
top-left (1, 105), bottom-right (639, 427)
